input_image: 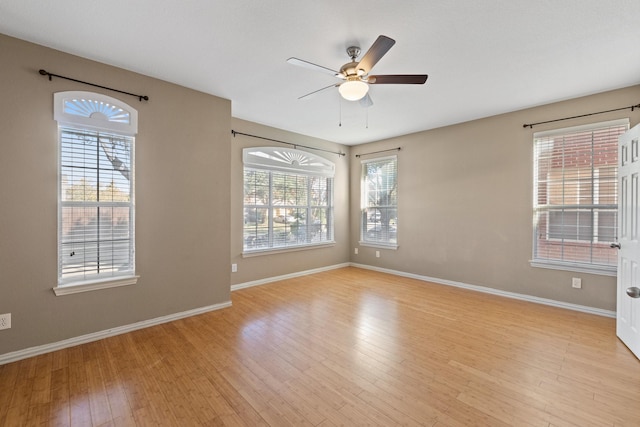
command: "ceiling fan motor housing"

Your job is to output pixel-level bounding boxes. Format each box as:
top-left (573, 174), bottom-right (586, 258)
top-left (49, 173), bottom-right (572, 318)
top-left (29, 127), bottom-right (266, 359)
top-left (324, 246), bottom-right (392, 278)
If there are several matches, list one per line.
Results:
top-left (340, 46), bottom-right (366, 78)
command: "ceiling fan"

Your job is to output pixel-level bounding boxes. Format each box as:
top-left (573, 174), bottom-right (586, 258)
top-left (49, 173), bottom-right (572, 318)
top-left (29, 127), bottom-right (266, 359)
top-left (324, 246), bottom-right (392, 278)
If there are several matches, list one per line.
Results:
top-left (287, 35), bottom-right (428, 106)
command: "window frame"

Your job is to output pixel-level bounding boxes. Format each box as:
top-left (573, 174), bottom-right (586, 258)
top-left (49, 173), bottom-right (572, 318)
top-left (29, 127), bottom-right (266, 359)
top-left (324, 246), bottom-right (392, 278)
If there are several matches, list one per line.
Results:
top-left (531, 118), bottom-right (629, 276)
top-left (53, 91), bottom-right (138, 295)
top-left (359, 155), bottom-right (398, 249)
top-left (242, 147), bottom-right (335, 255)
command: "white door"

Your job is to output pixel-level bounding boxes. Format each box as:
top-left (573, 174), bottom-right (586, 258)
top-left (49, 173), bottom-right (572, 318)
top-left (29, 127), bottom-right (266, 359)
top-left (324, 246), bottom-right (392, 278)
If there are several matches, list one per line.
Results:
top-left (616, 124), bottom-right (640, 359)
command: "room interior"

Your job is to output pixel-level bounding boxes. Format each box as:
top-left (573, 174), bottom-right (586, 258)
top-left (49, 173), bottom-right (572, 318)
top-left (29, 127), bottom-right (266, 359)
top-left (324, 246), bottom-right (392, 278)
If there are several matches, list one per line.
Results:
top-left (1, 1), bottom-right (640, 424)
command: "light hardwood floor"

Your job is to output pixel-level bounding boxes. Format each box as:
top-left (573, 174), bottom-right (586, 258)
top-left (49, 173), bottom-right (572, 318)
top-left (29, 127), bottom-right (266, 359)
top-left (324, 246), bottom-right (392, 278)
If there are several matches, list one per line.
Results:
top-left (1, 267), bottom-right (639, 426)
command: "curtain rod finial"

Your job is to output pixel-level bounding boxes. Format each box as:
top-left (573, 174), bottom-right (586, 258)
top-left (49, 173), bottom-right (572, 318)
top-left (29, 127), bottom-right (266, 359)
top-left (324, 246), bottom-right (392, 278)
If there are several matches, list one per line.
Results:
top-left (39, 69), bottom-right (52, 81)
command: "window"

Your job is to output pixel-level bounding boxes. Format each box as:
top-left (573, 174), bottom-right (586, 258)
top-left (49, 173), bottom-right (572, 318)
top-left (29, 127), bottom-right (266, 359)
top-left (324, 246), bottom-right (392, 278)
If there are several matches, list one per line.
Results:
top-left (54, 91), bottom-right (138, 294)
top-left (532, 119), bottom-right (629, 275)
top-left (243, 147), bottom-right (335, 253)
top-left (360, 155), bottom-right (398, 248)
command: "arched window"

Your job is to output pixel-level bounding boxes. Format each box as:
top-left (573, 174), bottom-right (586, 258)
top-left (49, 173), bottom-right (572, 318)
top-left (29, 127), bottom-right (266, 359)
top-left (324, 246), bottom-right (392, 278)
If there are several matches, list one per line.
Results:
top-left (243, 147), bottom-right (335, 253)
top-left (53, 91), bottom-right (138, 294)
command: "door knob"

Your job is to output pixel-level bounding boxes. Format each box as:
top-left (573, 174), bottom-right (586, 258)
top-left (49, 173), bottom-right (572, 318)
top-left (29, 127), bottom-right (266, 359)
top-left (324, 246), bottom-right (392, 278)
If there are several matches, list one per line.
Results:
top-left (627, 287), bottom-right (640, 298)
top-left (610, 242), bottom-right (622, 249)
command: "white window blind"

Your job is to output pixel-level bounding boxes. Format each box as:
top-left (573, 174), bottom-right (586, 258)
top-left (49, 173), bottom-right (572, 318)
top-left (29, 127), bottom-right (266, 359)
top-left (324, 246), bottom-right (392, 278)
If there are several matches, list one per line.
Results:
top-left (243, 147), bottom-right (335, 253)
top-left (361, 156), bottom-right (398, 247)
top-left (532, 119), bottom-right (629, 274)
top-left (59, 128), bottom-right (135, 284)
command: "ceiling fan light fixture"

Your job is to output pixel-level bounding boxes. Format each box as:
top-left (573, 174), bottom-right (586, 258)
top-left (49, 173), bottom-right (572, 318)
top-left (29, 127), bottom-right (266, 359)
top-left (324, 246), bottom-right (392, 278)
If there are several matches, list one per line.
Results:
top-left (338, 80), bottom-right (369, 101)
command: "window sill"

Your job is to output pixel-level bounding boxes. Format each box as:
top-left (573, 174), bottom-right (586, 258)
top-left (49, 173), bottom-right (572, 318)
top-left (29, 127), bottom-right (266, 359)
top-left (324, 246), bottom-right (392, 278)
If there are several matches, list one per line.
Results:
top-left (359, 241), bottom-right (398, 250)
top-left (53, 275), bottom-right (139, 296)
top-left (530, 260), bottom-right (616, 277)
top-left (243, 241), bottom-right (335, 257)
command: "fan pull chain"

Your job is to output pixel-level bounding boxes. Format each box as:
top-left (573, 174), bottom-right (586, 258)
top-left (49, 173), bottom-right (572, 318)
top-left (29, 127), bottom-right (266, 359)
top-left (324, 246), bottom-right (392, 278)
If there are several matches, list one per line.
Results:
top-left (338, 96), bottom-right (342, 127)
top-left (366, 107), bottom-right (369, 129)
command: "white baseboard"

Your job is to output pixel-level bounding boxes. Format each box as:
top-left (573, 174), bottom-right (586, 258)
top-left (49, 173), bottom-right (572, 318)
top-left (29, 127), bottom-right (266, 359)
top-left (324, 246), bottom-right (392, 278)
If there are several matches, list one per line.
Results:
top-left (231, 262), bottom-right (351, 291)
top-left (0, 301), bottom-right (232, 366)
top-left (350, 263), bottom-right (616, 318)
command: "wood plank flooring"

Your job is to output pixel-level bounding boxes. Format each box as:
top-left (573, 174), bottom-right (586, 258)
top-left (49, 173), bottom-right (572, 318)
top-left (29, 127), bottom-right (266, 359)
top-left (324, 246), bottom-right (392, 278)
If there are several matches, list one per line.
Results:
top-left (1, 267), bottom-right (639, 426)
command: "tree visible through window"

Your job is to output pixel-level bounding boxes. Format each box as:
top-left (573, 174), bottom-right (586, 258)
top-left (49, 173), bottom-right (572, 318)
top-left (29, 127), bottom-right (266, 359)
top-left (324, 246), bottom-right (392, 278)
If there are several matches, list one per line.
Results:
top-left (532, 119), bottom-right (628, 274)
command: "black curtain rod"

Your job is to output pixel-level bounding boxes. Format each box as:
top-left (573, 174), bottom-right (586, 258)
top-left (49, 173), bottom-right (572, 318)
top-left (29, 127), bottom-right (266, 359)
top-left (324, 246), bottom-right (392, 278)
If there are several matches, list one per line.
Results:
top-left (231, 130), bottom-right (346, 157)
top-left (355, 147), bottom-right (401, 158)
top-left (523, 103), bottom-right (640, 129)
top-left (39, 69), bottom-right (149, 102)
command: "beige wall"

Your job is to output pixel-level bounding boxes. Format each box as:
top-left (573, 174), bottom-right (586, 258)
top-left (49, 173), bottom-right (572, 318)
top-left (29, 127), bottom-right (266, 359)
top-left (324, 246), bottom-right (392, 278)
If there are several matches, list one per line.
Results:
top-left (0, 34), bottom-right (232, 355)
top-left (350, 85), bottom-right (640, 311)
top-left (230, 118), bottom-right (351, 285)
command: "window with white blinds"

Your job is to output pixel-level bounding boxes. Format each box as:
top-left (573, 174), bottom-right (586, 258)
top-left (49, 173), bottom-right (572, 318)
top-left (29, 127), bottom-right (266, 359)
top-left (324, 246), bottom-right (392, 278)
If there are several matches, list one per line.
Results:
top-left (59, 128), bottom-right (134, 283)
top-left (360, 156), bottom-right (398, 248)
top-left (532, 119), bottom-right (629, 275)
top-left (243, 147), bottom-right (335, 253)
top-left (54, 91), bottom-right (137, 291)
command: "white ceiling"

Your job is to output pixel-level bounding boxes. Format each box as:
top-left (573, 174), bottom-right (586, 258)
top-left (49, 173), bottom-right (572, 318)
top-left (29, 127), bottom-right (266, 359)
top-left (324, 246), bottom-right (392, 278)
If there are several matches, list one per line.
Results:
top-left (1, 0), bottom-right (640, 145)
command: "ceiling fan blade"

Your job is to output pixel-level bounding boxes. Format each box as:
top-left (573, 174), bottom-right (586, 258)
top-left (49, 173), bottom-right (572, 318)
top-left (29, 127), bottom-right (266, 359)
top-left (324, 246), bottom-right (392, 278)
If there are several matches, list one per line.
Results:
top-left (357, 35), bottom-right (396, 74)
top-left (359, 93), bottom-right (373, 108)
top-left (287, 57), bottom-right (340, 77)
top-left (368, 74), bottom-right (428, 84)
top-left (298, 83), bottom-right (338, 100)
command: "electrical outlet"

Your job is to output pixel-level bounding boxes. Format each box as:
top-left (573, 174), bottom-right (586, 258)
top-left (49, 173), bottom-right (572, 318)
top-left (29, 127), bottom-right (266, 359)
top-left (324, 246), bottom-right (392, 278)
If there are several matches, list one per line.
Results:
top-left (376, 250), bottom-right (380, 258)
top-left (572, 277), bottom-right (582, 289)
top-left (354, 248), bottom-right (358, 254)
top-left (231, 263), bottom-right (237, 273)
top-left (0, 313), bottom-right (11, 330)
